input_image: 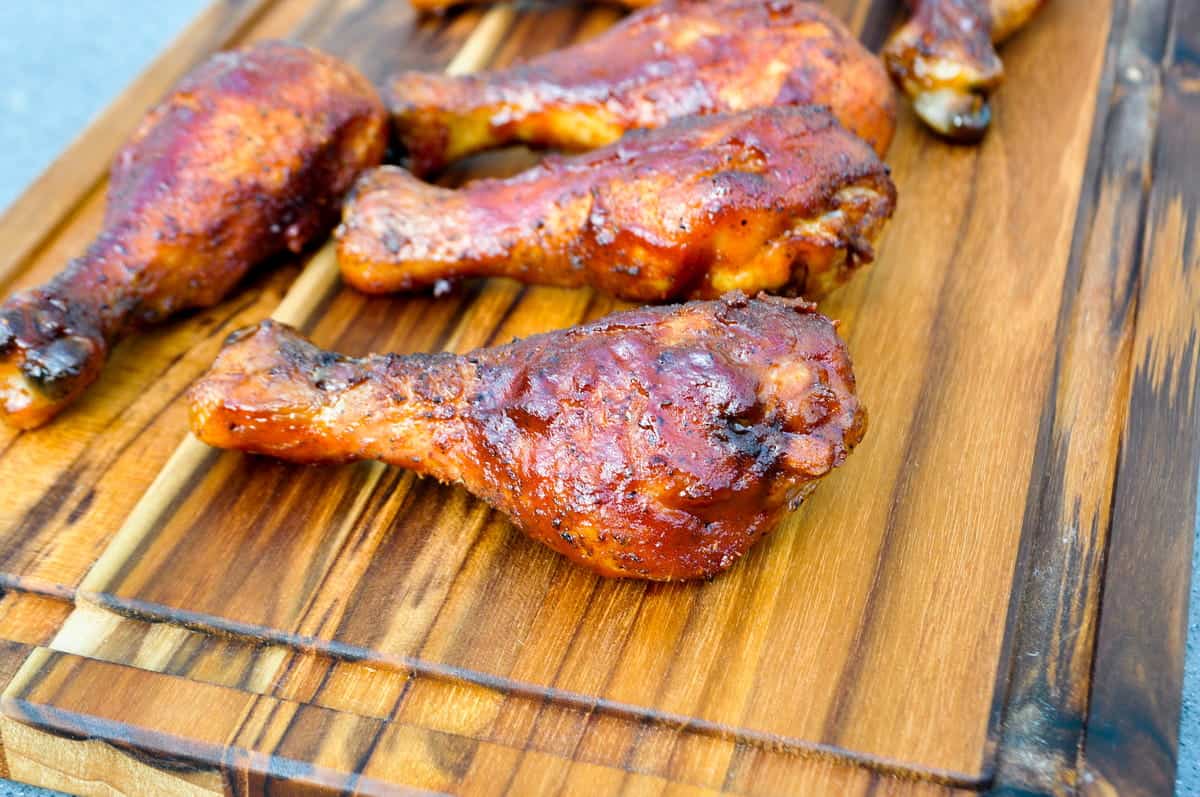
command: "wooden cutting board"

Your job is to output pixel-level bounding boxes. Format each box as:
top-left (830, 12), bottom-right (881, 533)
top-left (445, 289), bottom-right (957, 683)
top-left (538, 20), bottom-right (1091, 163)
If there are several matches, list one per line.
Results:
top-left (0, 0), bottom-right (1195, 794)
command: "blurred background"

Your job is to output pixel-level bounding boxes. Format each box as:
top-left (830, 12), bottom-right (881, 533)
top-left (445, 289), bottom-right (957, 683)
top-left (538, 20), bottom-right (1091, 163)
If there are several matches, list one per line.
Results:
top-left (0, 4), bottom-right (1196, 796)
top-left (0, 1), bottom-right (206, 211)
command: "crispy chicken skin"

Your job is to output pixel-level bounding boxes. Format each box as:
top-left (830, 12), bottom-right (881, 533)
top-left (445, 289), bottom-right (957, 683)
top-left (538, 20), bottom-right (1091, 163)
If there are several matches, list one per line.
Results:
top-left (388, 0), bottom-right (896, 176)
top-left (338, 108), bottom-right (896, 303)
top-left (882, 0), bottom-right (1047, 141)
top-left (189, 293), bottom-right (866, 580)
top-left (0, 41), bottom-right (388, 429)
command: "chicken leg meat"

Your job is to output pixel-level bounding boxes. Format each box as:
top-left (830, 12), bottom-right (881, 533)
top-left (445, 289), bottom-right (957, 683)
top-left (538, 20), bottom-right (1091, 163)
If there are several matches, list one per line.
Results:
top-left (388, 0), bottom-right (896, 175)
top-left (882, 0), bottom-right (1047, 141)
top-left (189, 293), bottom-right (866, 580)
top-left (0, 40), bottom-right (388, 428)
top-left (338, 107), bottom-right (896, 302)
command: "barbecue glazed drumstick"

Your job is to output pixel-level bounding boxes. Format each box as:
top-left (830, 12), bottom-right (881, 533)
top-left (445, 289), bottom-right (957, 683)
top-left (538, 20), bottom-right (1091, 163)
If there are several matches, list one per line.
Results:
top-left (882, 0), bottom-right (1047, 141)
top-left (338, 107), bottom-right (896, 302)
top-left (388, 0), bottom-right (896, 175)
top-left (0, 41), bottom-right (388, 429)
top-left (189, 293), bottom-right (866, 580)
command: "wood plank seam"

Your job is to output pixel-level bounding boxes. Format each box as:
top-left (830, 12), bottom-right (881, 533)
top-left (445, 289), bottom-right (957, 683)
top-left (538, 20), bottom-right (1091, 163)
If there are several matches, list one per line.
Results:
top-left (8, 626), bottom-right (987, 791)
top-left (25, 587), bottom-right (990, 789)
top-left (0, 600), bottom-right (974, 793)
top-left (0, 707), bottom-right (442, 797)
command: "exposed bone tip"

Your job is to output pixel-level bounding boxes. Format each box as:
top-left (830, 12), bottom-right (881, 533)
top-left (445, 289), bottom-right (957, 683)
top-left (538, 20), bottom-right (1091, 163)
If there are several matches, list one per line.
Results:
top-left (1, 363), bottom-right (60, 430)
top-left (912, 89), bottom-right (992, 143)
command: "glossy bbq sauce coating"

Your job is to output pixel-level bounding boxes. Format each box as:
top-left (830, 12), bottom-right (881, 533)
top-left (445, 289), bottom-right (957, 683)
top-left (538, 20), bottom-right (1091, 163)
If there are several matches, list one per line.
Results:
top-left (388, 0), bottom-right (897, 175)
top-left (0, 40), bottom-right (388, 428)
top-left (338, 107), bottom-right (896, 302)
top-left (189, 294), bottom-right (866, 580)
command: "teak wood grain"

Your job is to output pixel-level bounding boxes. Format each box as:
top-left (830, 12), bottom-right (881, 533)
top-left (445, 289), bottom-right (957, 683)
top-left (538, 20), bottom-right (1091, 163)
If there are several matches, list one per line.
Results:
top-left (0, 0), bottom-right (1195, 794)
top-left (990, 0), bottom-right (1176, 792)
top-left (1080, 2), bottom-right (1200, 794)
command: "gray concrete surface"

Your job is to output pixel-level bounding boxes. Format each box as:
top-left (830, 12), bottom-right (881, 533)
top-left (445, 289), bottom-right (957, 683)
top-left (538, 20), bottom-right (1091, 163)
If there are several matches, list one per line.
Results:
top-left (1182, 528), bottom-right (1200, 792)
top-left (0, 1), bottom-right (207, 210)
top-left (0, 4), bottom-right (1197, 796)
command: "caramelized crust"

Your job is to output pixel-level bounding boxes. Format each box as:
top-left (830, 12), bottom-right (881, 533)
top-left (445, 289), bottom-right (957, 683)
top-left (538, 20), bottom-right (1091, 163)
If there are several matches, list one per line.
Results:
top-left (0, 41), bottom-right (388, 428)
top-left (189, 293), bottom-right (866, 580)
top-left (338, 108), bottom-right (896, 303)
top-left (388, 0), bottom-right (896, 175)
top-left (882, 0), bottom-right (1047, 141)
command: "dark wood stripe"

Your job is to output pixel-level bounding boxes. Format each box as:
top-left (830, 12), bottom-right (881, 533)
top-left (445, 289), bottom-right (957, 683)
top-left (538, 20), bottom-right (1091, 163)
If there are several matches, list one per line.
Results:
top-left (1082, 1), bottom-right (1200, 788)
top-left (990, 0), bottom-right (1174, 792)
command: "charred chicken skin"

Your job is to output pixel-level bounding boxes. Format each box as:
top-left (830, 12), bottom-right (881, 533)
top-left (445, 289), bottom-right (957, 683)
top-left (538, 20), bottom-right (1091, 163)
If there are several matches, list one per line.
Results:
top-left (0, 41), bottom-right (388, 429)
top-left (882, 0), bottom-right (1047, 141)
top-left (189, 293), bottom-right (866, 580)
top-left (388, 0), bottom-right (896, 176)
top-left (338, 107), bottom-right (896, 303)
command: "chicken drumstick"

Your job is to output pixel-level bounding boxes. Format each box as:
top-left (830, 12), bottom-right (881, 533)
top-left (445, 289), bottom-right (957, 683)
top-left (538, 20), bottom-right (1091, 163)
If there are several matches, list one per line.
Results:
top-left (882, 0), bottom-right (1047, 141)
top-left (388, 0), bottom-right (896, 175)
top-left (189, 293), bottom-right (865, 580)
top-left (338, 107), bottom-right (896, 302)
top-left (0, 41), bottom-right (388, 429)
